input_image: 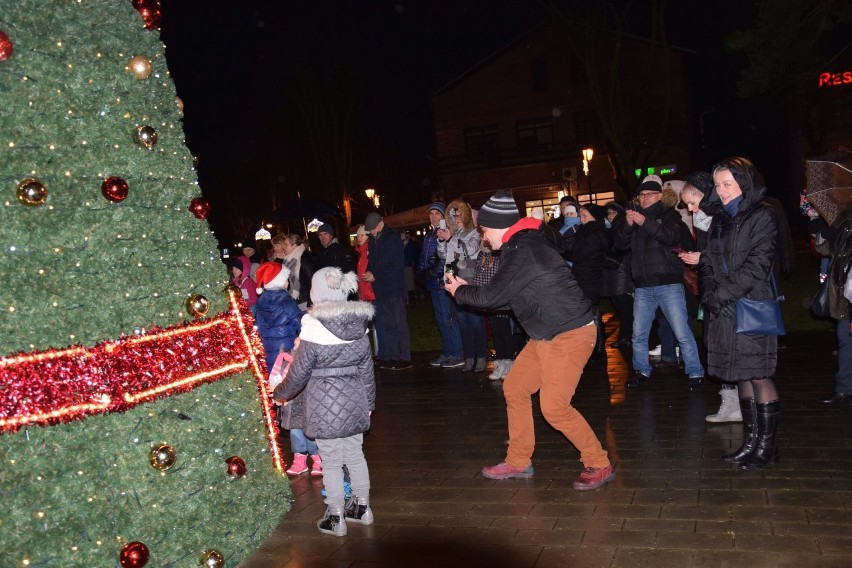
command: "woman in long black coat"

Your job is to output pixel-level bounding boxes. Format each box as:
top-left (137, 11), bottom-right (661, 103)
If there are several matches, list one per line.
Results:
top-left (698, 157), bottom-right (780, 470)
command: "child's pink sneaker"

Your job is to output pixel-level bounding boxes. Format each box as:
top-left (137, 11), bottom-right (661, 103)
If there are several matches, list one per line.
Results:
top-left (310, 454), bottom-right (323, 476)
top-left (286, 453), bottom-right (309, 475)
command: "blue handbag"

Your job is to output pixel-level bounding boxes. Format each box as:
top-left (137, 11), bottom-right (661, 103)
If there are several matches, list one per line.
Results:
top-left (735, 272), bottom-right (786, 336)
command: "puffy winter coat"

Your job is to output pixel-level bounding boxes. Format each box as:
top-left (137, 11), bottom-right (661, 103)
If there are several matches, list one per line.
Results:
top-left (455, 218), bottom-right (592, 340)
top-left (254, 289), bottom-right (302, 368)
top-left (601, 213), bottom-right (633, 297)
top-left (273, 301), bottom-right (375, 440)
top-left (562, 218), bottom-right (609, 304)
top-left (698, 157), bottom-right (779, 381)
top-left (614, 200), bottom-right (695, 288)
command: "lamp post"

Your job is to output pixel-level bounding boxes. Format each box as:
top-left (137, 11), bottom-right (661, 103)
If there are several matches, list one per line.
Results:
top-left (582, 148), bottom-right (594, 202)
top-left (364, 187), bottom-right (380, 208)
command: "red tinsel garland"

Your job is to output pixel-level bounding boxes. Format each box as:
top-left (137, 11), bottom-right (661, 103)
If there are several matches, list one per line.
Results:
top-left (0, 289), bottom-right (285, 470)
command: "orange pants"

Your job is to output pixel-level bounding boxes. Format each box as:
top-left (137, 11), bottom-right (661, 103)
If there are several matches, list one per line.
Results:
top-left (503, 323), bottom-right (610, 469)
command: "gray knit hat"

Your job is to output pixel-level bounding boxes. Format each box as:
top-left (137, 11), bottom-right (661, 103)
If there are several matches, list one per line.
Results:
top-left (477, 190), bottom-right (520, 229)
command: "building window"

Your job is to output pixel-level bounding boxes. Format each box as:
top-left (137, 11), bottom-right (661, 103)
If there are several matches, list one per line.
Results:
top-left (516, 117), bottom-right (553, 151)
top-left (531, 57), bottom-right (549, 92)
top-left (524, 197), bottom-right (561, 224)
top-left (464, 125), bottom-right (499, 162)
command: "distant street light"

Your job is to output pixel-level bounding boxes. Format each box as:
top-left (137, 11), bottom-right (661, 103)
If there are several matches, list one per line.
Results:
top-left (364, 187), bottom-right (380, 208)
top-left (582, 148), bottom-right (594, 201)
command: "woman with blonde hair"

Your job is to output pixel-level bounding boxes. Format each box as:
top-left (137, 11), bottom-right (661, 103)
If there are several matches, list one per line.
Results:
top-left (272, 233), bottom-right (320, 312)
top-left (437, 199), bottom-right (488, 372)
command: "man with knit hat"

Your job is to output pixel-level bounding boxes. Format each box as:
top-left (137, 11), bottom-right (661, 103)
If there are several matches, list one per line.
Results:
top-left (315, 222), bottom-right (354, 273)
top-left (416, 202), bottom-right (464, 368)
top-left (445, 191), bottom-right (614, 490)
top-left (614, 175), bottom-right (705, 390)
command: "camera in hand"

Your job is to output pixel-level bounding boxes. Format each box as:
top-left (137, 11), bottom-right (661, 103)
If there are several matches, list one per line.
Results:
top-left (445, 255), bottom-right (461, 279)
top-left (626, 200), bottom-right (638, 211)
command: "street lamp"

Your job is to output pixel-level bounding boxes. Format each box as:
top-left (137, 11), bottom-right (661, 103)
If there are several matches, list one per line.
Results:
top-left (582, 148), bottom-right (594, 201)
top-left (364, 187), bottom-right (380, 208)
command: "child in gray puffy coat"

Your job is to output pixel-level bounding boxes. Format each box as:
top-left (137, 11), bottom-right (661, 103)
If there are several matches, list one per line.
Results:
top-left (273, 267), bottom-right (376, 537)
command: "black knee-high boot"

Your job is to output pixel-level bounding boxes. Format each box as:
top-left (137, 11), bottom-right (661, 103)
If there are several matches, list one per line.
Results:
top-left (740, 400), bottom-right (780, 470)
top-left (589, 308), bottom-right (606, 360)
top-left (721, 398), bottom-right (757, 463)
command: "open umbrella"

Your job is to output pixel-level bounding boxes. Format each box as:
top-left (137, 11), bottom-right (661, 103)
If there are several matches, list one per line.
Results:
top-left (806, 151), bottom-right (852, 226)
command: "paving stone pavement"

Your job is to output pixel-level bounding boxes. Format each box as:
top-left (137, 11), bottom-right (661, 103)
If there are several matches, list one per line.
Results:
top-left (239, 323), bottom-right (852, 568)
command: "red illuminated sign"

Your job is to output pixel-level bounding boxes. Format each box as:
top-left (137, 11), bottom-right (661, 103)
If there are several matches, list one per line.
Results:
top-left (818, 71), bottom-right (852, 88)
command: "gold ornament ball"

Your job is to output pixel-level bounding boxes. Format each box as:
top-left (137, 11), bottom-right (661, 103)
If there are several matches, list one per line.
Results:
top-left (128, 55), bottom-right (153, 80)
top-left (149, 444), bottom-right (177, 471)
top-left (134, 125), bottom-right (158, 149)
top-left (176, 96), bottom-right (184, 112)
top-left (200, 549), bottom-right (225, 568)
top-left (186, 294), bottom-right (210, 318)
top-left (17, 178), bottom-right (48, 206)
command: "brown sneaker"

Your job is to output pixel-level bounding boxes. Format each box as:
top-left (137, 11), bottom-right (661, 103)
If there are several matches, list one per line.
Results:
top-left (572, 465), bottom-right (615, 491)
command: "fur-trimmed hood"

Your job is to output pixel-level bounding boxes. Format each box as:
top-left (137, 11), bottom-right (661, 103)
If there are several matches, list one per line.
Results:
top-left (300, 301), bottom-right (374, 344)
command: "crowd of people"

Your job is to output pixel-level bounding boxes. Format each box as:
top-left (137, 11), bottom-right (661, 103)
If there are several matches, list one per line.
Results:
top-left (226, 155), bottom-right (852, 537)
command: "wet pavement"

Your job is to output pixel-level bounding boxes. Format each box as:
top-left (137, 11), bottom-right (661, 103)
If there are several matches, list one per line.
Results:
top-left (239, 316), bottom-right (852, 568)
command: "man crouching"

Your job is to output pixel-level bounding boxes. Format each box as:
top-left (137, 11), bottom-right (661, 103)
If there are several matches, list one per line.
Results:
top-left (444, 190), bottom-right (614, 490)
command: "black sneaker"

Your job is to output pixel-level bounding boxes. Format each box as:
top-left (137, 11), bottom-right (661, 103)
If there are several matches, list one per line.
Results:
top-left (392, 360), bottom-right (413, 370)
top-left (316, 510), bottom-right (347, 536)
top-left (626, 371), bottom-right (650, 388)
top-left (378, 360), bottom-right (396, 370)
top-left (344, 497), bottom-right (374, 525)
top-left (688, 376), bottom-right (704, 391)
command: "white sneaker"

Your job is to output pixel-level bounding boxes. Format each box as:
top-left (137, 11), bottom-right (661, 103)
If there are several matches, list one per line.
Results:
top-left (488, 360), bottom-right (505, 381)
top-left (648, 344), bottom-right (662, 356)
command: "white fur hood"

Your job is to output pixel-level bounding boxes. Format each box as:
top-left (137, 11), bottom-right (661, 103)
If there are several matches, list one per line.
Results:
top-left (299, 301), bottom-right (374, 344)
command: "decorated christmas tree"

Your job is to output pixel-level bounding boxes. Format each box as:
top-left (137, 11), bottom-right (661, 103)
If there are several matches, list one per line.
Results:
top-left (0, 2), bottom-right (289, 566)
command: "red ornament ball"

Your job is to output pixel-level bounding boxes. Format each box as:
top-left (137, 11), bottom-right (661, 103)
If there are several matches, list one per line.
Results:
top-left (226, 456), bottom-right (247, 478)
top-left (119, 541), bottom-right (149, 568)
top-left (0, 29), bottom-right (12, 62)
top-left (101, 177), bottom-right (129, 202)
top-left (132, 0), bottom-right (163, 30)
top-left (189, 197), bottom-right (211, 219)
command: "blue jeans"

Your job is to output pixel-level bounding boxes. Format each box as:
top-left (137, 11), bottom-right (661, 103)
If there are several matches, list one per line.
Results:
top-left (836, 318), bottom-right (852, 395)
top-left (657, 313), bottom-right (677, 362)
top-left (290, 428), bottom-right (318, 455)
top-left (430, 290), bottom-right (462, 357)
top-left (371, 300), bottom-right (388, 360)
top-left (456, 306), bottom-right (488, 359)
top-left (632, 284), bottom-right (704, 378)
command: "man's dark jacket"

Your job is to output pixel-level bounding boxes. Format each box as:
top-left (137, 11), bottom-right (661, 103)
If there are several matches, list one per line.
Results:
top-left (613, 200), bottom-right (695, 288)
top-left (455, 218), bottom-right (592, 340)
top-left (316, 240), bottom-right (354, 273)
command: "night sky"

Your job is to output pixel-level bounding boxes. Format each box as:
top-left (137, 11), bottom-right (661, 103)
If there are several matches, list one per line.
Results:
top-left (159, 0), bottom-right (767, 245)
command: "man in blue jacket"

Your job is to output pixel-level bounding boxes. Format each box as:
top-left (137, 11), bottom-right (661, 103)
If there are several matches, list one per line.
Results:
top-left (363, 212), bottom-right (412, 370)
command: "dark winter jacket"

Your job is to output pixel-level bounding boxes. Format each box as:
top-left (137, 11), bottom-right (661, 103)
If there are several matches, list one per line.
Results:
top-left (367, 224), bottom-right (406, 299)
top-left (562, 218), bottom-right (609, 304)
top-left (455, 218), bottom-right (593, 340)
top-left (254, 289), bottom-right (302, 367)
top-left (601, 212), bottom-right (633, 297)
top-left (273, 301), bottom-right (375, 440)
top-left (814, 205), bottom-right (852, 321)
top-left (415, 228), bottom-right (444, 292)
top-left (316, 240), bottom-right (354, 273)
top-left (698, 157), bottom-right (779, 381)
top-left (614, 200), bottom-right (695, 288)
